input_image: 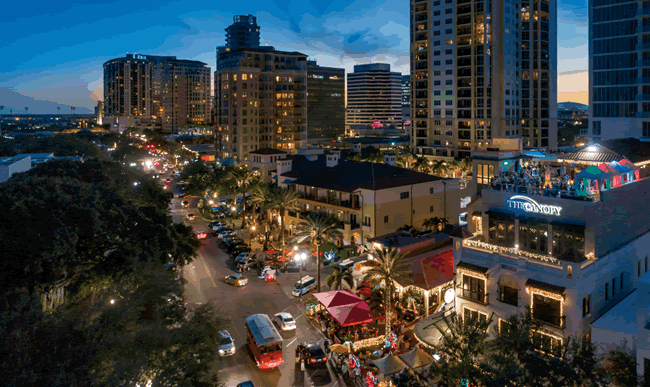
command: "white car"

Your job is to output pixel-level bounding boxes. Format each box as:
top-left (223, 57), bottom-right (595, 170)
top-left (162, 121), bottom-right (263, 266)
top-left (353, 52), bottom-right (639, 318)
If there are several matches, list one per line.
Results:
top-left (274, 312), bottom-right (297, 331)
top-left (235, 252), bottom-right (251, 263)
top-left (218, 330), bottom-right (236, 356)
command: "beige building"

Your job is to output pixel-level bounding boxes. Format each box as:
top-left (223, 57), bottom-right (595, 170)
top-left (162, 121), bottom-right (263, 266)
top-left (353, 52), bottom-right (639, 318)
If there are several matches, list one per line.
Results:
top-left (279, 154), bottom-right (470, 246)
top-left (245, 148), bottom-right (288, 183)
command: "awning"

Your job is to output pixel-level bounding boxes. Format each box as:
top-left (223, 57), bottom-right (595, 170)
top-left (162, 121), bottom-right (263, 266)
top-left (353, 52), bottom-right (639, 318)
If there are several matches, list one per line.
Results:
top-left (272, 176), bottom-right (278, 180)
top-left (575, 165), bottom-right (605, 180)
top-left (619, 159), bottom-right (639, 170)
top-left (597, 163), bottom-right (620, 178)
top-left (525, 278), bottom-right (566, 296)
top-left (609, 161), bottom-right (629, 174)
top-left (328, 302), bottom-right (373, 327)
top-left (457, 261), bottom-right (489, 274)
top-left (472, 211), bottom-right (482, 217)
top-left (399, 347), bottom-right (434, 369)
top-left (313, 290), bottom-right (363, 308)
top-left (372, 353), bottom-right (409, 376)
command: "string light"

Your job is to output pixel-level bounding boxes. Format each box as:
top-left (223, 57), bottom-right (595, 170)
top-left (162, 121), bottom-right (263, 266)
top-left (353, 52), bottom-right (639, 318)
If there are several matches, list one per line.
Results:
top-left (525, 286), bottom-right (565, 302)
top-left (463, 239), bottom-right (561, 265)
top-left (457, 266), bottom-right (488, 280)
top-left (352, 336), bottom-right (386, 351)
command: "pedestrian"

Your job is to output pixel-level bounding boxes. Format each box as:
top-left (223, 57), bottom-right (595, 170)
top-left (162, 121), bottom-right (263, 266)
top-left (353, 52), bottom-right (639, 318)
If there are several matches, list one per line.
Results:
top-left (341, 361), bottom-right (348, 378)
top-left (323, 339), bottom-right (330, 354)
top-left (354, 366), bottom-right (361, 382)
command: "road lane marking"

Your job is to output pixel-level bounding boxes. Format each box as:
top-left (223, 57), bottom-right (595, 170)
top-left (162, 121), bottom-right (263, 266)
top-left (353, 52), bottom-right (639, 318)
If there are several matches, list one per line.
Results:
top-left (287, 338), bottom-right (297, 346)
top-left (196, 250), bottom-right (217, 287)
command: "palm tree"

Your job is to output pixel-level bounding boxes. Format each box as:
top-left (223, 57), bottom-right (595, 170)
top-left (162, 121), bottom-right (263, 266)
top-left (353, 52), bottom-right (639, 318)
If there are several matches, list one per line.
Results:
top-left (269, 187), bottom-right (300, 252)
top-left (363, 247), bottom-right (411, 336)
top-left (412, 156), bottom-right (431, 173)
top-left (429, 160), bottom-right (448, 177)
top-left (295, 212), bottom-right (343, 292)
top-left (227, 166), bottom-right (257, 223)
top-left (458, 157), bottom-right (472, 178)
top-left (326, 265), bottom-right (354, 290)
top-left (249, 185), bottom-right (275, 250)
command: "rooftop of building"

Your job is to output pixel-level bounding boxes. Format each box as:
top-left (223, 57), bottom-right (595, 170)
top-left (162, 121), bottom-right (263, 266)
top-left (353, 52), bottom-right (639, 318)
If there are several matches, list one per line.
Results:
top-left (0, 155), bottom-right (29, 166)
top-left (249, 148), bottom-right (287, 155)
top-left (342, 136), bottom-right (410, 145)
top-left (20, 153), bottom-right (54, 160)
top-left (353, 63), bottom-right (393, 72)
top-left (591, 289), bottom-right (638, 337)
top-left (217, 46), bottom-right (307, 58)
top-left (283, 161), bottom-right (442, 192)
top-left (183, 144), bottom-right (215, 154)
top-left (557, 143), bottom-right (624, 164)
top-left (369, 228), bottom-right (453, 250)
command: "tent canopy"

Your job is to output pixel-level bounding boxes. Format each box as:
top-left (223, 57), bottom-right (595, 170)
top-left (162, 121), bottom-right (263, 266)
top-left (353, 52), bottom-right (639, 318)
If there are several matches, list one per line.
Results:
top-left (372, 353), bottom-right (409, 376)
top-left (609, 161), bottom-right (629, 173)
top-left (619, 158), bottom-right (639, 170)
top-left (313, 290), bottom-right (364, 308)
top-left (575, 165), bottom-right (605, 180)
top-left (328, 302), bottom-right (373, 327)
top-left (597, 163), bottom-right (619, 177)
top-left (399, 347), bottom-right (434, 369)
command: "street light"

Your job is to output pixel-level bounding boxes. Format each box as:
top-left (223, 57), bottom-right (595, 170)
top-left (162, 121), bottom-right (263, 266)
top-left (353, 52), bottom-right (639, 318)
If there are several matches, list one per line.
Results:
top-left (295, 252), bottom-right (307, 279)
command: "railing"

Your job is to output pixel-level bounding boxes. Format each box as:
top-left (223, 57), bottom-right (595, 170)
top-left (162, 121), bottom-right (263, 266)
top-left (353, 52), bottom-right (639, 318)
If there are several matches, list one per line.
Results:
top-left (488, 183), bottom-right (598, 202)
top-left (580, 129), bottom-right (588, 136)
top-left (296, 192), bottom-right (360, 209)
top-left (457, 289), bottom-right (490, 305)
top-left (526, 306), bottom-right (566, 330)
top-left (637, 94), bottom-right (650, 101)
top-left (637, 8), bottom-right (650, 16)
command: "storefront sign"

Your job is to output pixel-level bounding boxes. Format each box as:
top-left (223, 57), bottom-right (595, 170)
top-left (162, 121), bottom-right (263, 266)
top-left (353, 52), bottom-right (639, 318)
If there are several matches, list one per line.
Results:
top-left (506, 195), bottom-right (562, 216)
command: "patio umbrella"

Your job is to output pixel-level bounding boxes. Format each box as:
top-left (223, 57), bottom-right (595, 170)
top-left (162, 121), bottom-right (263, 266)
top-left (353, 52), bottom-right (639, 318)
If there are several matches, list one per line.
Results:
top-left (328, 344), bottom-right (350, 354)
top-left (357, 287), bottom-right (372, 297)
top-left (266, 249), bottom-right (277, 254)
top-left (278, 256), bottom-right (289, 262)
top-left (399, 347), bottom-right (434, 369)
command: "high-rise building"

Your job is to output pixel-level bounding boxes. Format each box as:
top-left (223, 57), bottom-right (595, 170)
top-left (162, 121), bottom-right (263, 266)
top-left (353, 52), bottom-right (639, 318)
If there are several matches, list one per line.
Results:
top-left (346, 63), bottom-right (402, 130)
top-left (103, 54), bottom-right (210, 132)
top-left (95, 101), bottom-right (103, 125)
top-left (225, 14), bottom-right (260, 50)
top-left (588, 2), bottom-right (646, 141)
top-left (410, 0), bottom-right (558, 158)
top-left (402, 74), bottom-right (412, 122)
top-left (215, 16), bottom-right (308, 161)
top-left (306, 60), bottom-right (345, 142)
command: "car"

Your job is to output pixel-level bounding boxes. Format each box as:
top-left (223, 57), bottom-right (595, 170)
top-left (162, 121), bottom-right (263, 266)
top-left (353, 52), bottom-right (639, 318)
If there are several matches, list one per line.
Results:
top-left (274, 312), bottom-right (297, 331)
top-left (296, 343), bottom-right (327, 365)
top-left (225, 273), bottom-right (248, 286)
top-left (217, 330), bottom-right (236, 356)
top-left (165, 179), bottom-right (171, 185)
top-left (181, 200), bottom-right (190, 208)
top-left (235, 252), bottom-right (251, 263)
top-left (183, 194), bottom-right (190, 199)
top-left (177, 194), bottom-right (185, 198)
top-left (236, 382), bottom-right (254, 387)
top-left (186, 213), bottom-right (195, 220)
top-left (227, 240), bottom-right (247, 251)
top-left (219, 231), bottom-right (235, 239)
top-left (195, 231), bottom-right (208, 239)
top-left (231, 245), bottom-right (251, 256)
top-left (208, 221), bottom-right (225, 228)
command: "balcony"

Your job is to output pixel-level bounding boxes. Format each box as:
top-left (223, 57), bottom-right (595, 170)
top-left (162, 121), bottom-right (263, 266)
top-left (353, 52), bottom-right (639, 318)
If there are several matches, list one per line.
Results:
top-left (637, 94), bottom-right (650, 101)
top-left (457, 289), bottom-right (489, 305)
top-left (526, 306), bottom-right (566, 330)
top-left (637, 8), bottom-right (650, 16)
top-left (637, 111), bottom-right (650, 118)
top-left (580, 129), bottom-right (588, 136)
top-left (344, 222), bottom-right (361, 231)
top-left (638, 43), bottom-right (650, 51)
top-left (296, 191), bottom-right (361, 211)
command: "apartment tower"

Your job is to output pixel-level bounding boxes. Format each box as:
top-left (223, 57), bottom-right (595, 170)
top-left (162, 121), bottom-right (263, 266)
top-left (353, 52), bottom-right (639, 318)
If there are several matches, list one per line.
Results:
top-left (215, 15), bottom-right (308, 161)
top-left (103, 54), bottom-right (210, 132)
top-left (345, 63), bottom-right (402, 130)
top-left (306, 60), bottom-right (345, 142)
top-left (410, 0), bottom-right (558, 158)
top-left (588, 0), bottom-right (650, 140)
top-left (402, 74), bottom-right (412, 120)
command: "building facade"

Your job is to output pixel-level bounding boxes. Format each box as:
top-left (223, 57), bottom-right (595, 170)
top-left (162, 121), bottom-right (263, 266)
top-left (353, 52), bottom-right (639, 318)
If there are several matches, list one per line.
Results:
top-left (587, 0), bottom-right (650, 141)
top-left (306, 60), bottom-right (345, 142)
top-left (450, 156), bottom-right (650, 354)
top-left (215, 16), bottom-right (308, 161)
top-left (346, 63), bottom-right (402, 130)
top-left (103, 54), bottom-right (210, 132)
top-left (225, 14), bottom-right (260, 50)
top-left (410, 0), bottom-right (558, 159)
top-left (95, 101), bottom-right (104, 125)
top-left (402, 74), bottom-right (412, 121)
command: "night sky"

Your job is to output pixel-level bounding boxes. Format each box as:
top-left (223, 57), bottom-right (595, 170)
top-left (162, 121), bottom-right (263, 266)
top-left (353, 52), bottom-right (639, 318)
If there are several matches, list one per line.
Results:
top-left (0, 0), bottom-right (588, 114)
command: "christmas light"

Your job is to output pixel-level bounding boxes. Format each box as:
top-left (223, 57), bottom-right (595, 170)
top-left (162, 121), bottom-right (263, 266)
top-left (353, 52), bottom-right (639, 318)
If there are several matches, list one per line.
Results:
top-left (463, 239), bottom-right (561, 265)
top-left (457, 266), bottom-right (488, 280)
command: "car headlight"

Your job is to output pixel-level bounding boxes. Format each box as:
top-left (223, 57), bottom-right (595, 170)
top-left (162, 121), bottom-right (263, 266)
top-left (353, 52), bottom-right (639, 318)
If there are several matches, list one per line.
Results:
top-left (219, 349), bottom-right (225, 355)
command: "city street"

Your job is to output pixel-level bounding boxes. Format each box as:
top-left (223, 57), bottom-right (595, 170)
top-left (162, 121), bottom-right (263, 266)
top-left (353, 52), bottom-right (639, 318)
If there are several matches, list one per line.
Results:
top-left (170, 194), bottom-right (347, 387)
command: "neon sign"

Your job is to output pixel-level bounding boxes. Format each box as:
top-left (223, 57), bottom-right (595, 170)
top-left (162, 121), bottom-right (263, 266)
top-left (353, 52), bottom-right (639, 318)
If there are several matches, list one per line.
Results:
top-left (506, 195), bottom-right (562, 216)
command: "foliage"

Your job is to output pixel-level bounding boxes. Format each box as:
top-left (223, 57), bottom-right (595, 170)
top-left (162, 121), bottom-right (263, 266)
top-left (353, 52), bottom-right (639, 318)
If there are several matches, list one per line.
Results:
top-left (362, 247), bottom-right (411, 336)
top-left (601, 350), bottom-right (639, 387)
top-left (249, 184), bottom-right (275, 250)
top-left (326, 265), bottom-right (354, 290)
top-left (295, 212), bottom-right (343, 292)
top-left (0, 158), bottom-right (223, 386)
top-left (346, 152), bottom-right (362, 162)
top-left (19, 134), bottom-right (101, 157)
top-left (429, 160), bottom-right (448, 176)
top-left (268, 186), bottom-right (300, 250)
top-left (412, 156), bottom-right (431, 173)
top-left (112, 144), bottom-right (150, 162)
top-left (226, 166), bottom-right (258, 214)
top-left (365, 288), bottom-right (385, 318)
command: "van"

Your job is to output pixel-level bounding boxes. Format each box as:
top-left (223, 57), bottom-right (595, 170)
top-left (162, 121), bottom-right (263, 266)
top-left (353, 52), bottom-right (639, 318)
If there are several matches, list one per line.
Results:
top-left (292, 276), bottom-right (316, 297)
top-left (338, 259), bottom-right (354, 272)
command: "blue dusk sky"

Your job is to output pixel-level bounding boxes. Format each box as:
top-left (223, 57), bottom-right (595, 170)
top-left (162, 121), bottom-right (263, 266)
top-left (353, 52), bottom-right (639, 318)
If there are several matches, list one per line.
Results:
top-left (0, 0), bottom-right (588, 114)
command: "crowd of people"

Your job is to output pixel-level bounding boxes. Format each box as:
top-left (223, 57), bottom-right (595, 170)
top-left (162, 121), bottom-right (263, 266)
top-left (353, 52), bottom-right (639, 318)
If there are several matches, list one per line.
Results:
top-left (489, 164), bottom-right (579, 198)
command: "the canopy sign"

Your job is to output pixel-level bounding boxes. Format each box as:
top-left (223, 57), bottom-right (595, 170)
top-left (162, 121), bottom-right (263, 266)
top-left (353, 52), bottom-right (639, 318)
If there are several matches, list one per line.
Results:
top-left (506, 195), bottom-right (562, 216)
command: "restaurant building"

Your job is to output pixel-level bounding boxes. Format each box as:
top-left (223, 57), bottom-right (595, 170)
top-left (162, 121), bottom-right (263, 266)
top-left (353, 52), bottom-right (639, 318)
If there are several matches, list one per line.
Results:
top-left (453, 150), bottom-right (650, 353)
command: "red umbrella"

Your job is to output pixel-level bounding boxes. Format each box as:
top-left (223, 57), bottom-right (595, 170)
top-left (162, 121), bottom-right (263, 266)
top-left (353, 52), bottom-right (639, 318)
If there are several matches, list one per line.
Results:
top-left (279, 256), bottom-right (289, 262)
top-left (266, 249), bottom-right (277, 254)
top-left (357, 287), bottom-right (372, 297)
top-left (284, 248), bottom-right (291, 254)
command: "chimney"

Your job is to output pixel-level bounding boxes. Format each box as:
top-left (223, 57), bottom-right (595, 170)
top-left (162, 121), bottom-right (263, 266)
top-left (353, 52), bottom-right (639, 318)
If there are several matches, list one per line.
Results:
top-left (384, 153), bottom-right (397, 166)
top-left (326, 152), bottom-right (340, 168)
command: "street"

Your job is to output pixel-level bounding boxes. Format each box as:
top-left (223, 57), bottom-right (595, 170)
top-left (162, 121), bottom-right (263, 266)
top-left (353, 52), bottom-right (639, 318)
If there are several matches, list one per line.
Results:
top-left (170, 193), bottom-right (347, 387)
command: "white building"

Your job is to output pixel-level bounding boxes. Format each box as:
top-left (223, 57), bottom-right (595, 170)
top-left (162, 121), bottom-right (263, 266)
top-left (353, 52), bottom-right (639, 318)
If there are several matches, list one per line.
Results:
top-left (0, 155), bottom-right (31, 182)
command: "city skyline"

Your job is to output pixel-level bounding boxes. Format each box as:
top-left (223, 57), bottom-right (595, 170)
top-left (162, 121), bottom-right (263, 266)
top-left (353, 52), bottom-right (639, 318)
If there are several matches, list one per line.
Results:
top-left (1, 0), bottom-right (588, 114)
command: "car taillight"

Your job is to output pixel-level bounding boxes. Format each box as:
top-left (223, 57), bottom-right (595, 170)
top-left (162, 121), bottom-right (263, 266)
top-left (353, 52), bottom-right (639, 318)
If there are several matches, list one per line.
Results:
top-left (323, 356), bottom-right (327, 362)
top-left (310, 358), bottom-right (317, 363)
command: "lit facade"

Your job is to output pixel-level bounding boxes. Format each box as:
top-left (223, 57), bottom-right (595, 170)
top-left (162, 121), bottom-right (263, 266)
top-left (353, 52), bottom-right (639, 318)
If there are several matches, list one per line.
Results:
top-left (306, 60), bottom-right (345, 142)
top-left (410, 0), bottom-right (558, 159)
top-left (346, 63), bottom-right (402, 130)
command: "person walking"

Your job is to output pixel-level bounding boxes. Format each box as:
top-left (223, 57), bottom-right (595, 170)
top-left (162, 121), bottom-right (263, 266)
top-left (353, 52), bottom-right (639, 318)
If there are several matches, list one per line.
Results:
top-left (354, 366), bottom-right (361, 383)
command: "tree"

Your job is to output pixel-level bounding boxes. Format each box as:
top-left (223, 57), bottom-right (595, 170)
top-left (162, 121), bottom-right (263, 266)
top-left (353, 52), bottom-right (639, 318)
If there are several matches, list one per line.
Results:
top-left (601, 350), bottom-right (638, 387)
top-left (326, 265), bottom-right (354, 290)
top-left (269, 186), bottom-right (300, 251)
top-left (226, 166), bottom-right (258, 222)
top-left (362, 247), bottom-right (411, 336)
top-left (424, 311), bottom-right (493, 387)
top-left (295, 212), bottom-right (343, 292)
top-left (412, 156), bottom-right (431, 173)
top-left (429, 160), bottom-right (448, 177)
top-left (249, 184), bottom-right (275, 251)
top-left (457, 157), bottom-right (472, 177)
top-left (347, 152), bottom-right (362, 162)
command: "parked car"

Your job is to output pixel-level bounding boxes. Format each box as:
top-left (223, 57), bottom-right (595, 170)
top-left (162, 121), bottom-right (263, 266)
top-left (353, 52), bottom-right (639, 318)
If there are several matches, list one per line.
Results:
top-left (231, 245), bottom-right (251, 256)
top-left (217, 330), bottom-right (236, 356)
top-left (218, 231), bottom-right (234, 239)
top-left (181, 200), bottom-right (190, 208)
top-left (186, 213), bottom-right (195, 220)
top-left (225, 274), bottom-right (248, 286)
top-left (235, 252), bottom-right (251, 264)
top-left (274, 312), bottom-right (297, 331)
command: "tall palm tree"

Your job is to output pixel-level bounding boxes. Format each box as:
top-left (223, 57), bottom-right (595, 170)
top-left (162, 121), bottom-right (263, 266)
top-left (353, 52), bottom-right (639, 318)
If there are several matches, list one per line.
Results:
top-left (269, 187), bottom-right (300, 252)
top-left (458, 157), bottom-right (472, 178)
top-left (249, 184), bottom-right (275, 250)
top-left (412, 156), bottom-right (431, 173)
top-left (363, 247), bottom-right (411, 336)
top-left (429, 160), bottom-right (448, 177)
top-left (326, 265), bottom-right (354, 290)
top-left (295, 212), bottom-right (343, 292)
top-left (227, 166), bottom-right (257, 222)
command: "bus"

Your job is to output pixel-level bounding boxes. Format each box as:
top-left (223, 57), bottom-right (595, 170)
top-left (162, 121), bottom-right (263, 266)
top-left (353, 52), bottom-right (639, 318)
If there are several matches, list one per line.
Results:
top-left (245, 314), bottom-right (284, 369)
top-left (292, 276), bottom-right (316, 297)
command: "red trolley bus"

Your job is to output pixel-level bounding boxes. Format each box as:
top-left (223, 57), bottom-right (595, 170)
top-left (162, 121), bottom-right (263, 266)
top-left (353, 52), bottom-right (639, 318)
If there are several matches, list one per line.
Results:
top-left (245, 314), bottom-right (284, 369)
